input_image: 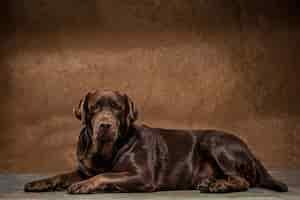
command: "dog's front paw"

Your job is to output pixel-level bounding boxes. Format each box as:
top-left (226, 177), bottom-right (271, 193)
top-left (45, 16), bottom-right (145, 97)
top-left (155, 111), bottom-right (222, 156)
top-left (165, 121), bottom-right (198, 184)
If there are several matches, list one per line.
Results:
top-left (24, 180), bottom-right (54, 192)
top-left (67, 181), bottom-right (96, 194)
top-left (208, 181), bottom-right (229, 193)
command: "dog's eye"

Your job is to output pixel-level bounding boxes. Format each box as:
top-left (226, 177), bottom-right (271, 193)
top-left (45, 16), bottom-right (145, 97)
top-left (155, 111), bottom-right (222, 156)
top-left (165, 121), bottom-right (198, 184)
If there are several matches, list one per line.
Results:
top-left (90, 105), bottom-right (101, 114)
top-left (110, 101), bottom-right (122, 110)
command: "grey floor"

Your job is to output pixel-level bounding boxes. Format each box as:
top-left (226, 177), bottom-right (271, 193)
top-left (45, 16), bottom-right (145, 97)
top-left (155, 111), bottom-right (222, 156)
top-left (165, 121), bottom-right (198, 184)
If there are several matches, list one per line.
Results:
top-left (0, 170), bottom-right (299, 200)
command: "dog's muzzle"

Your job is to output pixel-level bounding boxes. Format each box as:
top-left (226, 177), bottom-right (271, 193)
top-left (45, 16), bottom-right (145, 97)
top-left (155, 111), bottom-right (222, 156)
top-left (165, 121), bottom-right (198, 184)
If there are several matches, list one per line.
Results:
top-left (92, 111), bottom-right (119, 142)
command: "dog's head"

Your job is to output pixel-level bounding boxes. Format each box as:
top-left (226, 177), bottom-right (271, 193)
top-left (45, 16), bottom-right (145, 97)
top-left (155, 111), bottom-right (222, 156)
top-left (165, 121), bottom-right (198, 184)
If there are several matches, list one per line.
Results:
top-left (74, 90), bottom-right (138, 160)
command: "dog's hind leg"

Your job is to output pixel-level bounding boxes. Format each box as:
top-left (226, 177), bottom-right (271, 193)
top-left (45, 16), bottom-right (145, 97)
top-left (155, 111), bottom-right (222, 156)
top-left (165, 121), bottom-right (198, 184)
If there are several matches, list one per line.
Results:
top-left (206, 176), bottom-right (250, 193)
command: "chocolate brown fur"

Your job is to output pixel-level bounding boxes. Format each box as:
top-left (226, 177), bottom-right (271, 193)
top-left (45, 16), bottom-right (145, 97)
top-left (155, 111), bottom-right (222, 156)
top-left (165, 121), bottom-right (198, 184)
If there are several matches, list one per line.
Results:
top-left (24, 90), bottom-right (288, 194)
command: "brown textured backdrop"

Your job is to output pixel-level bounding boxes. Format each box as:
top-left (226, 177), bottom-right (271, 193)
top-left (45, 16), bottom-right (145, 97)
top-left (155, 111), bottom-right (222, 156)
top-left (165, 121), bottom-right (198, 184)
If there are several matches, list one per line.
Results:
top-left (0, 0), bottom-right (299, 173)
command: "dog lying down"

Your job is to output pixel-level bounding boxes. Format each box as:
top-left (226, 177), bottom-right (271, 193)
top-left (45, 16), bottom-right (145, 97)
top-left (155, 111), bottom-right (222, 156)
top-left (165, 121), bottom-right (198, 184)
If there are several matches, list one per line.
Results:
top-left (24, 90), bottom-right (288, 194)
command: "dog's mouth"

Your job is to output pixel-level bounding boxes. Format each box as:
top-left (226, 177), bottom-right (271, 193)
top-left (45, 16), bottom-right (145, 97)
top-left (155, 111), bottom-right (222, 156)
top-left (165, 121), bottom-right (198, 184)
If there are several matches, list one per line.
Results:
top-left (99, 137), bottom-right (114, 143)
top-left (96, 126), bottom-right (118, 143)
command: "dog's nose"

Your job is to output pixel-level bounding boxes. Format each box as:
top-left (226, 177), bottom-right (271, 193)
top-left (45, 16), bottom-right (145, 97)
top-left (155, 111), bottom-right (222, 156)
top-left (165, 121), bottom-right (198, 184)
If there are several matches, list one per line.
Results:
top-left (99, 123), bottom-right (112, 130)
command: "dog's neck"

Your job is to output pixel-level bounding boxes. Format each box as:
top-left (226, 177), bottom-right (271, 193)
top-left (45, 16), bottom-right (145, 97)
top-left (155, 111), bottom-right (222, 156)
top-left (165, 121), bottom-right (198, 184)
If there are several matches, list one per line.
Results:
top-left (113, 125), bottom-right (135, 151)
top-left (76, 125), bottom-right (136, 177)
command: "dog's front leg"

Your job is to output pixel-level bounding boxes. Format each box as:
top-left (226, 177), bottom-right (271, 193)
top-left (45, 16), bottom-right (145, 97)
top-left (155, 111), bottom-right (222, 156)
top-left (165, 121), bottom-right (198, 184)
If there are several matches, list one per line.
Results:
top-left (24, 171), bottom-right (85, 192)
top-left (67, 172), bottom-right (153, 194)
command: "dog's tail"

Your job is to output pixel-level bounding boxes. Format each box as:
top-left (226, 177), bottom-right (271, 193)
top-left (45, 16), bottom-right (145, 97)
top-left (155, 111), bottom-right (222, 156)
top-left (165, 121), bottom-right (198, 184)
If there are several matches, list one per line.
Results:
top-left (255, 158), bottom-right (288, 192)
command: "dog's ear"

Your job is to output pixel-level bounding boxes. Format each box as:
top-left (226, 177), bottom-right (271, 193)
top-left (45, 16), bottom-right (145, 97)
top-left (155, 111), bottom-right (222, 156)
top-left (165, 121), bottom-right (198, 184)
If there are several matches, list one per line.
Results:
top-left (73, 99), bottom-right (83, 120)
top-left (124, 94), bottom-right (138, 125)
top-left (74, 93), bottom-right (93, 157)
top-left (73, 93), bottom-right (90, 124)
top-left (77, 126), bottom-right (92, 157)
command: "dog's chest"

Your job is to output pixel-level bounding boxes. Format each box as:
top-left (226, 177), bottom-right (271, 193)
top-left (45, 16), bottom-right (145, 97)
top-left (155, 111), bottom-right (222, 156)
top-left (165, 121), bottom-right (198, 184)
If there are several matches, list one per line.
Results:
top-left (78, 155), bottom-right (111, 176)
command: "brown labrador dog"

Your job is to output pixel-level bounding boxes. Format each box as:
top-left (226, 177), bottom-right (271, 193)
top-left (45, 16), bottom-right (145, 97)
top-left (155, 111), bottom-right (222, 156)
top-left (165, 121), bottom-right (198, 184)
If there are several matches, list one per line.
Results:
top-left (24, 90), bottom-right (288, 194)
